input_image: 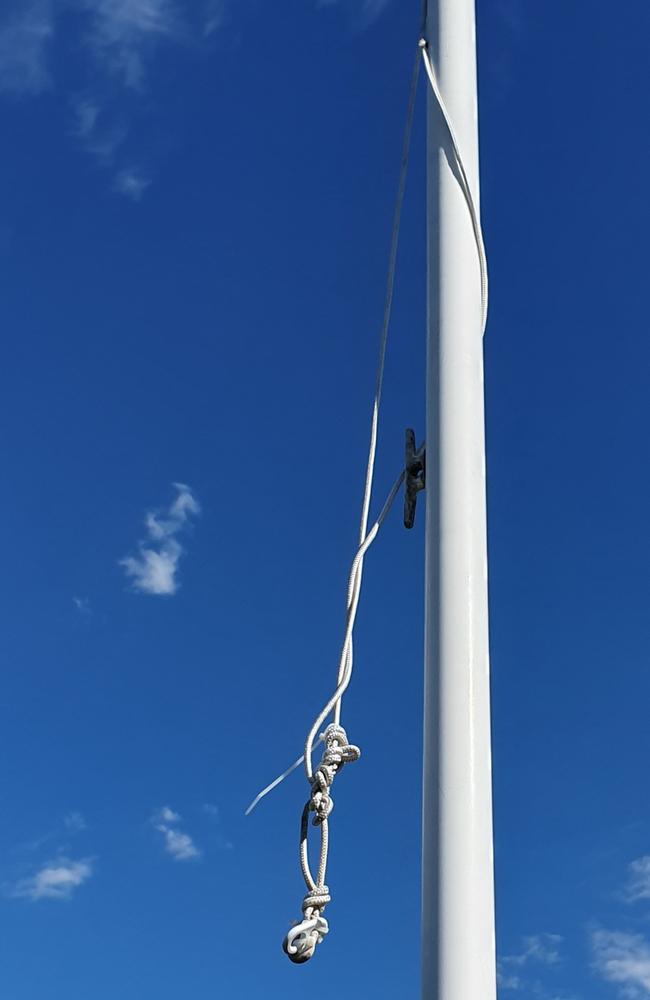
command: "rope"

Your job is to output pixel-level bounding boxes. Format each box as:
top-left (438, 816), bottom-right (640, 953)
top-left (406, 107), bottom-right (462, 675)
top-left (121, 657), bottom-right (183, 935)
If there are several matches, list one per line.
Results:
top-left (418, 38), bottom-right (489, 334)
top-left (245, 469), bottom-right (405, 817)
top-left (280, 41), bottom-right (423, 964)
top-left (247, 33), bottom-right (420, 822)
top-left (329, 39), bottom-right (423, 731)
top-left (258, 30), bottom-right (489, 969)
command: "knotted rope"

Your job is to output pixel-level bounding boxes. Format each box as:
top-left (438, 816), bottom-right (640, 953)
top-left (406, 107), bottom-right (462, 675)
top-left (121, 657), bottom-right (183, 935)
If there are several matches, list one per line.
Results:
top-left (247, 28), bottom-right (489, 964)
top-left (282, 724), bottom-right (360, 964)
top-left (244, 39), bottom-right (423, 965)
top-left (279, 30), bottom-right (489, 966)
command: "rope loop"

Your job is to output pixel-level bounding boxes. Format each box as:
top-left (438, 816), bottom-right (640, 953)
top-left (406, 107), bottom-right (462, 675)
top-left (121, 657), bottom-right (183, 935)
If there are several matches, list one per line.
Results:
top-left (309, 724), bottom-right (360, 826)
top-left (283, 730), bottom-right (359, 961)
top-left (276, 34), bottom-right (424, 966)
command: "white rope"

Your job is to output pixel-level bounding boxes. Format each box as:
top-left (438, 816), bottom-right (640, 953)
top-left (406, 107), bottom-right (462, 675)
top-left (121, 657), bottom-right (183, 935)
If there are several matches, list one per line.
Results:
top-left (244, 469), bottom-right (405, 817)
top-left (246, 35), bottom-right (420, 823)
top-left (329, 42), bottom-right (422, 733)
top-left (274, 44), bottom-right (423, 965)
top-left (301, 469), bottom-right (405, 779)
top-left (244, 752), bottom-right (305, 817)
top-left (254, 33), bottom-right (489, 968)
top-left (419, 38), bottom-right (489, 335)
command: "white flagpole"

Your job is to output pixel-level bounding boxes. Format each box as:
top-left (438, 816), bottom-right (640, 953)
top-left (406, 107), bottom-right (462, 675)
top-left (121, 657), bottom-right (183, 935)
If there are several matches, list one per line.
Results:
top-left (421, 0), bottom-right (497, 996)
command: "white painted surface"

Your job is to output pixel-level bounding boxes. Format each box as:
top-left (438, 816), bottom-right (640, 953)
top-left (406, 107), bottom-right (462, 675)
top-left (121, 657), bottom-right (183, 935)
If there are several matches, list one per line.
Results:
top-left (421, 1), bottom-right (497, 996)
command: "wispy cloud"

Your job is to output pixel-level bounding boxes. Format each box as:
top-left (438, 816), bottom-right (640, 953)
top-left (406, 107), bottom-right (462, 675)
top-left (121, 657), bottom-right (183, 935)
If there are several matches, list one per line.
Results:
top-left (498, 935), bottom-right (569, 998)
top-left (203, 802), bottom-right (233, 850)
top-left (112, 166), bottom-right (150, 200)
top-left (120, 482), bottom-right (200, 595)
top-left (1, 1), bottom-right (225, 195)
top-left (73, 595), bottom-right (92, 615)
top-left (64, 811), bottom-right (87, 833)
top-left (16, 810), bottom-right (89, 854)
top-left (151, 806), bottom-right (201, 861)
top-left (497, 968), bottom-right (523, 991)
top-left (202, 0), bottom-right (224, 37)
top-left (502, 934), bottom-right (564, 969)
top-left (8, 857), bottom-right (93, 901)
top-left (592, 929), bottom-right (650, 997)
top-left (70, 96), bottom-right (127, 165)
top-left (0, 1), bottom-right (54, 96)
top-left (72, 1), bottom-right (181, 192)
top-left (625, 856), bottom-right (650, 904)
top-left (83, 0), bottom-right (181, 90)
top-left (71, 96), bottom-right (99, 137)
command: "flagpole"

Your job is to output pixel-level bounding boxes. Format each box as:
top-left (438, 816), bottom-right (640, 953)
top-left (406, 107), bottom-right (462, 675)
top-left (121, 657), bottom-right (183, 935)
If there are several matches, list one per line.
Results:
top-left (421, 0), bottom-right (496, 996)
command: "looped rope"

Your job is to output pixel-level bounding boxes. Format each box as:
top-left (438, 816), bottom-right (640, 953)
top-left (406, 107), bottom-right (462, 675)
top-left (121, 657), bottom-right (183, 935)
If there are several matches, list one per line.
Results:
top-left (282, 726), bottom-right (360, 962)
top-left (276, 39), bottom-right (424, 965)
top-left (310, 724), bottom-right (361, 826)
top-left (273, 28), bottom-right (488, 968)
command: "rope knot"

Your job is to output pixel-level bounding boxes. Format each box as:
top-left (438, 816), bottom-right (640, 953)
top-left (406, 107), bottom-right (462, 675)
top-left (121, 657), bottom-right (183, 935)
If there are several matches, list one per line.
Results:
top-left (309, 724), bottom-right (360, 825)
top-left (302, 885), bottom-right (331, 915)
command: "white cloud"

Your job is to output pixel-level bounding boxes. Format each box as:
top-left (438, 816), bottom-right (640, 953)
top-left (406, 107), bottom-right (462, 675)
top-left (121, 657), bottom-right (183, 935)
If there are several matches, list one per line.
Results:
top-left (145, 481), bottom-right (200, 536)
top-left (0, 1), bottom-right (54, 96)
top-left (502, 934), bottom-right (563, 968)
top-left (593, 929), bottom-right (650, 997)
top-left (626, 857), bottom-right (650, 903)
top-left (64, 811), bottom-right (87, 832)
top-left (121, 538), bottom-right (181, 592)
top-left (161, 828), bottom-right (200, 861)
top-left (358, 0), bottom-right (391, 24)
top-left (120, 483), bottom-right (200, 595)
top-left (1, 1), bottom-right (225, 194)
top-left (152, 806), bottom-right (200, 861)
top-left (73, 595), bottom-right (92, 615)
top-left (70, 96), bottom-right (127, 165)
top-left (112, 166), bottom-right (151, 200)
top-left (83, 0), bottom-right (181, 89)
top-left (157, 805), bottom-right (181, 824)
top-left (202, 0), bottom-right (224, 37)
top-left (497, 969), bottom-right (522, 991)
top-left (72, 97), bottom-right (99, 137)
top-left (9, 857), bottom-right (93, 901)
top-left (497, 935), bottom-right (567, 997)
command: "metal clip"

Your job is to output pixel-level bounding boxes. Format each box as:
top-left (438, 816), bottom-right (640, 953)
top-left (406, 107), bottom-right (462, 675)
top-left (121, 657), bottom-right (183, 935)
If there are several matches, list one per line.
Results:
top-left (404, 429), bottom-right (425, 529)
top-left (282, 915), bottom-right (329, 964)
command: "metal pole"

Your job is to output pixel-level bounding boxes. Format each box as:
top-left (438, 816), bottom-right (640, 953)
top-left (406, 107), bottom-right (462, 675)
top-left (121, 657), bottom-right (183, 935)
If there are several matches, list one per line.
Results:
top-left (421, 0), bottom-right (496, 996)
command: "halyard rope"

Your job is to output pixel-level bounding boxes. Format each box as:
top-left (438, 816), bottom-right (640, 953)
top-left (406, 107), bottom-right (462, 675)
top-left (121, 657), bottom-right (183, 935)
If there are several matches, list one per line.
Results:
top-left (419, 38), bottom-right (488, 334)
top-left (247, 32), bottom-right (489, 966)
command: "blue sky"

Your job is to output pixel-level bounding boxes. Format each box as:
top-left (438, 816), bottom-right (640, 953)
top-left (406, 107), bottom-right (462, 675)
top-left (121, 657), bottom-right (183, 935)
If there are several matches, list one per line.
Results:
top-left (1, 0), bottom-right (650, 997)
